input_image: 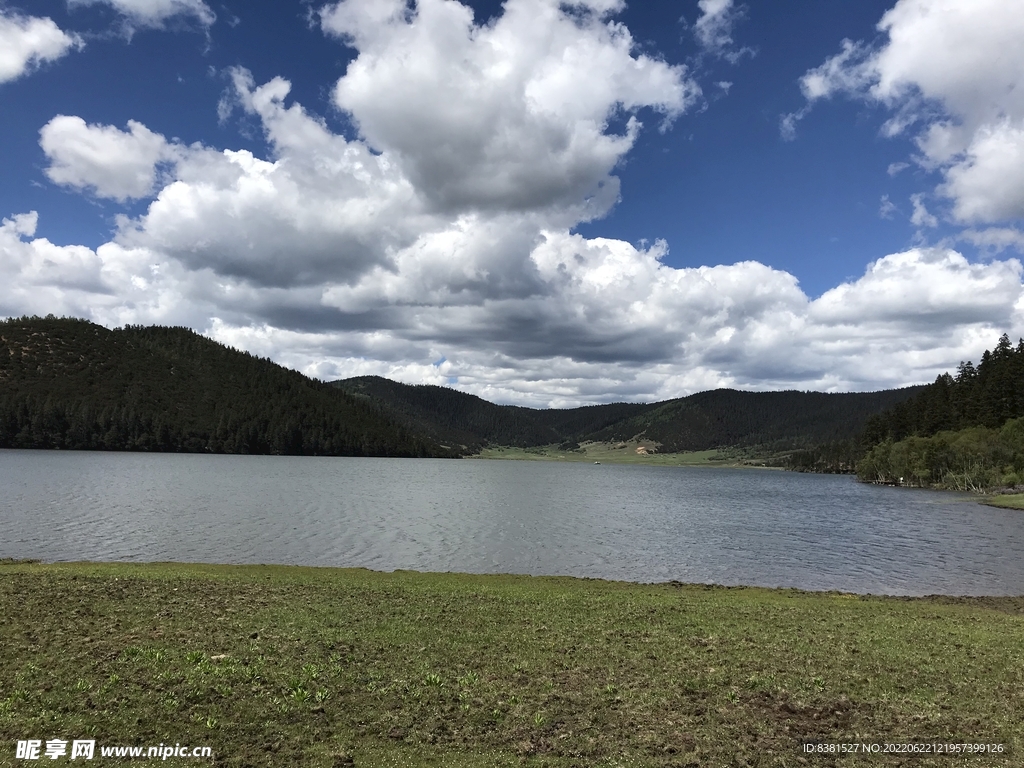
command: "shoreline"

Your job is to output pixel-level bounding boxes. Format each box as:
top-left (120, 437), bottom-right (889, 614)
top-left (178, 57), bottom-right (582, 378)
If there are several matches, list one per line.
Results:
top-left (469, 442), bottom-right (784, 469)
top-left (979, 492), bottom-right (1024, 510)
top-left (3, 556), bottom-right (1022, 600)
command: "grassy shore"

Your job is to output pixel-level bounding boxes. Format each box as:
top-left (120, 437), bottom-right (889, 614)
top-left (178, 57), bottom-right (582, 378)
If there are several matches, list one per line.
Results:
top-left (980, 493), bottom-right (1024, 510)
top-left (473, 442), bottom-right (776, 468)
top-left (2, 561), bottom-right (1022, 767)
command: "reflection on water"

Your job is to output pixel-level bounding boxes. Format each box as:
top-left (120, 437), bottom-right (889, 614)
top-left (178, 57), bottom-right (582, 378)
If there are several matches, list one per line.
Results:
top-left (2, 449), bottom-right (1023, 595)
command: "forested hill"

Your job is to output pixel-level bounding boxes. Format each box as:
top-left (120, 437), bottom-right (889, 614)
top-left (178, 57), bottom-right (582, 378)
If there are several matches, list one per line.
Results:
top-left (863, 333), bottom-right (1024, 444)
top-left (2, 316), bottom-right (924, 459)
top-left (0, 317), bottom-right (454, 457)
top-left (332, 376), bottom-right (647, 451)
top-left (581, 388), bottom-right (925, 452)
top-left (334, 376), bottom-right (923, 453)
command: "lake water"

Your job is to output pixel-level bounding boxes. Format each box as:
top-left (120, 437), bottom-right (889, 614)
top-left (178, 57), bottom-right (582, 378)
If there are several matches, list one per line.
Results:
top-left (2, 449), bottom-right (1023, 595)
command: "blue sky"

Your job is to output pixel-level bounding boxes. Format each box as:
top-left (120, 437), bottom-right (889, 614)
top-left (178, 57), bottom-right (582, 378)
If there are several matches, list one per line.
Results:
top-left (2, 0), bottom-right (1023, 405)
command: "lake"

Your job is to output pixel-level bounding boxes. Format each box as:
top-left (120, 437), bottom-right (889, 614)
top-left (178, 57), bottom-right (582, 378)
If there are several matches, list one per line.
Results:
top-left (2, 449), bottom-right (1023, 595)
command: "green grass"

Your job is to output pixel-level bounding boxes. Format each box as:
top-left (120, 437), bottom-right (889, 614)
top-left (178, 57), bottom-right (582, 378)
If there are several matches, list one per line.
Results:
top-left (473, 442), bottom-right (775, 468)
top-left (2, 561), bottom-right (1022, 767)
top-left (980, 493), bottom-right (1024, 510)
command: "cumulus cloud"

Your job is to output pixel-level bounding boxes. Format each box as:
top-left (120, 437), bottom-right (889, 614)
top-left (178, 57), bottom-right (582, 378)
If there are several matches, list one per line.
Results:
top-left (321, 0), bottom-right (697, 219)
top-left (788, 0), bottom-right (1024, 228)
top-left (0, 11), bottom-right (83, 84)
top-left (0, 211), bottom-right (185, 322)
top-left (209, 242), bottom-right (1024, 403)
top-left (118, 70), bottom-right (428, 288)
top-left (7, 0), bottom-right (1024, 406)
top-left (0, 212), bottom-right (103, 295)
top-left (40, 116), bottom-right (181, 201)
top-left (107, 0), bottom-right (697, 291)
top-left (939, 120), bottom-right (1024, 224)
top-left (68, 0), bottom-right (215, 30)
top-left (811, 248), bottom-right (1021, 328)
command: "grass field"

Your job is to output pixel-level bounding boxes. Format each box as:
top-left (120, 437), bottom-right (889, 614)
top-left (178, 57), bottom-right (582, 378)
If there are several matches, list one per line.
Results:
top-left (2, 560), bottom-right (1022, 767)
top-left (473, 442), bottom-right (776, 468)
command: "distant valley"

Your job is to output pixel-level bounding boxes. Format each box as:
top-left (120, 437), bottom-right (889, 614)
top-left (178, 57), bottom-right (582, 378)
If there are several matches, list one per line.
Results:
top-left (331, 374), bottom-right (921, 465)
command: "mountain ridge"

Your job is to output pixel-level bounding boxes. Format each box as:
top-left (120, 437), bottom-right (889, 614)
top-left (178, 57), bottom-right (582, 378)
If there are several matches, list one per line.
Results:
top-left (332, 375), bottom-right (924, 455)
top-left (2, 316), bottom-right (924, 459)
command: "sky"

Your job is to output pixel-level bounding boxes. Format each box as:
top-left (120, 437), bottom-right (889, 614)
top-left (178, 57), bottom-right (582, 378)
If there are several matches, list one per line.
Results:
top-left (1, 0), bottom-right (1023, 407)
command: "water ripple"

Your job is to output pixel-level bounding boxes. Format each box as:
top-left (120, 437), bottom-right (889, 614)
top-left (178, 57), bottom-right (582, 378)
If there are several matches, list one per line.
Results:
top-left (2, 451), bottom-right (1024, 595)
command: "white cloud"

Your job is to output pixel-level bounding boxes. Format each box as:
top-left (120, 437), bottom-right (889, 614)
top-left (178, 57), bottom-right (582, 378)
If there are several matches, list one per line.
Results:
top-left (7, 0), bottom-right (1024, 406)
top-left (1, 212), bottom-right (100, 302)
top-left (68, 0), bottom-right (215, 30)
top-left (224, 240), bottom-right (1024, 404)
top-left (869, 0), bottom-right (1024, 127)
top-left (0, 211), bottom-right (195, 324)
top-left (321, 0), bottom-right (697, 219)
top-left (0, 11), bottom-right (82, 84)
top-left (939, 119), bottom-right (1024, 224)
top-left (692, 0), bottom-right (752, 63)
top-left (792, 0), bottom-right (1024, 227)
top-left (798, 39), bottom-right (874, 102)
top-left (879, 195), bottom-right (898, 219)
top-left (40, 116), bottom-right (180, 201)
top-left (909, 193), bottom-right (937, 228)
top-left (118, 69), bottom-right (429, 288)
top-left (810, 248), bottom-right (1021, 328)
top-left (105, 0), bottom-right (697, 290)
top-left (778, 111), bottom-right (802, 142)
top-left (959, 227), bottom-right (1024, 254)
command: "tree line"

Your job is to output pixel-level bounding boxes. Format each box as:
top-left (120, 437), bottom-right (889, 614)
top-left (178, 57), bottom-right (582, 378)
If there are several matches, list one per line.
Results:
top-left (853, 334), bottom-right (1024, 489)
